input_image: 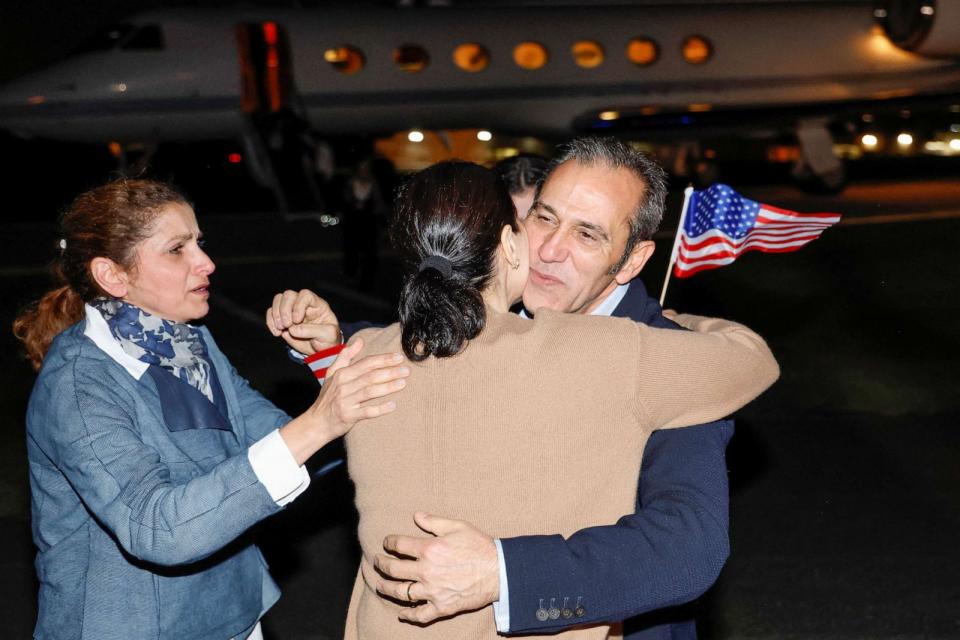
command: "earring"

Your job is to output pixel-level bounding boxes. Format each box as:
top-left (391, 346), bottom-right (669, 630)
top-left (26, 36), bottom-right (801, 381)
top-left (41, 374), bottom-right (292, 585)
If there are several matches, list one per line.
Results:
top-left (510, 258), bottom-right (520, 270)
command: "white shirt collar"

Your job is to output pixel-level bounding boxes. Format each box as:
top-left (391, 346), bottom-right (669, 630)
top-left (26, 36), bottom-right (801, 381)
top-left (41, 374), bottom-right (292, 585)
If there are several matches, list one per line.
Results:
top-left (519, 282), bottom-right (629, 319)
top-left (588, 282), bottom-right (629, 317)
top-left (83, 303), bottom-right (149, 380)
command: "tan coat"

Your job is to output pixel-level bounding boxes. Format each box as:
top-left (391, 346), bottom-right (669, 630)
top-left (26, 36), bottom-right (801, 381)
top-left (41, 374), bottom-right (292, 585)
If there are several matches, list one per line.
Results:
top-left (344, 308), bottom-right (778, 640)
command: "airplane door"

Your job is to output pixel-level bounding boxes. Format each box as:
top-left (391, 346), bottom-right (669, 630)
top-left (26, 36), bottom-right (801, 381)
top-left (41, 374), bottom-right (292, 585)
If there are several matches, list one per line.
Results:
top-left (236, 21), bottom-right (295, 115)
top-left (235, 21), bottom-right (322, 212)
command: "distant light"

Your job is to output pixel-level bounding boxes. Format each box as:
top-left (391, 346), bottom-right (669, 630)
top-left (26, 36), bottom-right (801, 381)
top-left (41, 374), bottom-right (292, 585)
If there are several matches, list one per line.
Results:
top-left (408, 130), bottom-right (424, 143)
top-left (112, 82), bottom-right (127, 93)
top-left (950, 139), bottom-right (960, 151)
top-left (394, 44), bottom-right (430, 73)
top-left (571, 40), bottom-right (604, 68)
top-left (861, 134), bottom-right (879, 148)
top-left (453, 43), bottom-right (490, 73)
top-left (704, 149), bottom-right (717, 159)
top-left (262, 22), bottom-right (278, 46)
top-left (325, 46), bottom-right (365, 74)
top-left (900, 109), bottom-right (911, 119)
top-left (476, 130), bottom-right (492, 142)
top-left (27, 95), bottom-right (45, 105)
top-left (862, 113), bottom-right (874, 123)
top-left (688, 103), bottom-right (712, 112)
top-left (920, 4), bottom-right (934, 16)
top-left (599, 110), bottom-right (619, 121)
top-left (873, 8), bottom-right (887, 18)
top-left (227, 153), bottom-right (242, 164)
top-left (513, 42), bottom-right (548, 70)
top-left (626, 37), bottom-right (659, 67)
top-left (107, 141), bottom-right (123, 159)
top-left (682, 36), bottom-right (712, 65)
top-left (897, 133), bottom-right (913, 146)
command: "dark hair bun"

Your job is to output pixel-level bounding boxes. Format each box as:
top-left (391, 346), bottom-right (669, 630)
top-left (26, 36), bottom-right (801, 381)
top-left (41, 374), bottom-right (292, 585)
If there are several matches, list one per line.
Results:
top-left (392, 161), bottom-right (516, 361)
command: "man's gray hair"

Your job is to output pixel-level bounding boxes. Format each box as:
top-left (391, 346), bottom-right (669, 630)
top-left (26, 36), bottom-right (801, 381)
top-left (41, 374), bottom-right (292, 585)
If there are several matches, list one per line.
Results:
top-left (545, 137), bottom-right (668, 273)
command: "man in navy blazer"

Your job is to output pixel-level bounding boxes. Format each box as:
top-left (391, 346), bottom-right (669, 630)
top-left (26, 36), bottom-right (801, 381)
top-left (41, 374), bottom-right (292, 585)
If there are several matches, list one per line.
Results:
top-left (369, 138), bottom-right (733, 639)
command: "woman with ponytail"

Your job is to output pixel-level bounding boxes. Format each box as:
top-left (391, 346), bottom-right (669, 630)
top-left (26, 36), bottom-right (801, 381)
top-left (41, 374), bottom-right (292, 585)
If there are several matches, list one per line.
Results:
top-left (14, 178), bottom-right (409, 640)
top-left (334, 161), bottom-right (779, 639)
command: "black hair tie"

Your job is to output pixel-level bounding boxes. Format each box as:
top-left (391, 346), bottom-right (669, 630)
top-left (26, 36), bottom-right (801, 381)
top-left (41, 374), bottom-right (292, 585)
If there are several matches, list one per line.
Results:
top-left (418, 255), bottom-right (453, 279)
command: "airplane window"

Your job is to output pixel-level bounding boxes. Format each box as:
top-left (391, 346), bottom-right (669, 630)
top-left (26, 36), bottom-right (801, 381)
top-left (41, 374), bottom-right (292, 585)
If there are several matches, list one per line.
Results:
top-left (626, 37), bottom-right (659, 66)
top-left (513, 42), bottom-right (548, 70)
top-left (453, 43), bottom-right (490, 72)
top-left (682, 35), bottom-right (712, 65)
top-left (393, 45), bottom-right (430, 73)
top-left (74, 24), bottom-right (135, 53)
top-left (325, 46), bottom-right (365, 74)
top-left (121, 25), bottom-right (165, 51)
top-left (572, 40), bottom-right (604, 68)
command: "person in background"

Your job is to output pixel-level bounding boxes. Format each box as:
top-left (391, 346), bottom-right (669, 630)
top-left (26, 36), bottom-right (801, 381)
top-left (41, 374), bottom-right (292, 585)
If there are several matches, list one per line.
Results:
top-left (494, 152), bottom-right (550, 220)
top-left (340, 158), bottom-right (386, 291)
top-left (13, 178), bottom-right (408, 640)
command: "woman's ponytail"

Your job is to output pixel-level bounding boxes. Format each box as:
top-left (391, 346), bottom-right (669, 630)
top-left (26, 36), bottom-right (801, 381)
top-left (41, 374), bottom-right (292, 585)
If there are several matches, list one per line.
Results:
top-left (399, 263), bottom-right (485, 361)
top-left (392, 161), bottom-right (517, 361)
top-left (13, 284), bottom-right (85, 371)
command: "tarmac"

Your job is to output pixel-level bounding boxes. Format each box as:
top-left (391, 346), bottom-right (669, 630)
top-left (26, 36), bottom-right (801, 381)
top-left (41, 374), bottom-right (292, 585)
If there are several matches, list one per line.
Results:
top-left (1, 178), bottom-right (958, 639)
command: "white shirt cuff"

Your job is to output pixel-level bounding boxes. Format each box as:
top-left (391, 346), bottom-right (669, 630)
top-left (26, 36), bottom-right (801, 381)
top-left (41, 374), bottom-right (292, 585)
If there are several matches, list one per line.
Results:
top-left (248, 429), bottom-right (311, 506)
top-left (492, 538), bottom-right (511, 632)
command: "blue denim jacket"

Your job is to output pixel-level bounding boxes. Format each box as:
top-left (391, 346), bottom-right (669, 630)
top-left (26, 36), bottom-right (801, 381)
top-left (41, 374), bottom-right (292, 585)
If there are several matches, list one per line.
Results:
top-left (27, 307), bottom-right (290, 639)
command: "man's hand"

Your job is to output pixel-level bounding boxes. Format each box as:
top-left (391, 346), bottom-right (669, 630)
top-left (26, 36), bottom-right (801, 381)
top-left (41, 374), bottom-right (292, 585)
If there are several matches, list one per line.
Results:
top-left (265, 289), bottom-right (340, 356)
top-left (375, 512), bottom-right (500, 624)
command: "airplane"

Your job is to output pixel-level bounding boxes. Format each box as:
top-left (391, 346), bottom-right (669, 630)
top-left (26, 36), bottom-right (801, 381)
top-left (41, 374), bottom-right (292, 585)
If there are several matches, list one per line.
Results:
top-left (0, 0), bottom-right (958, 194)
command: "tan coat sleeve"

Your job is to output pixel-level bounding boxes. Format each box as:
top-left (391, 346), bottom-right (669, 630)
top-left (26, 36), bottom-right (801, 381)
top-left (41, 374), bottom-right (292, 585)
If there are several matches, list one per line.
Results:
top-left (633, 314), bottom-right (780, 429)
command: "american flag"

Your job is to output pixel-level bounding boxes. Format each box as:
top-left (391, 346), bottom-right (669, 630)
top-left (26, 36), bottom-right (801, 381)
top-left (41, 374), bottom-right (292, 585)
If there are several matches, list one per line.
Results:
top-left (673, 184), bottom-right (841, 278)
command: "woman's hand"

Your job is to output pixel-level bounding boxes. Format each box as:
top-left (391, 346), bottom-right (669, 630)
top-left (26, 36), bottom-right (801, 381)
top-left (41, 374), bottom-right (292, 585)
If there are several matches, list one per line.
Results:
top-left (279, 339), bottom-right (409, 465)
top-left (266, 289), bottom-right (341, 356)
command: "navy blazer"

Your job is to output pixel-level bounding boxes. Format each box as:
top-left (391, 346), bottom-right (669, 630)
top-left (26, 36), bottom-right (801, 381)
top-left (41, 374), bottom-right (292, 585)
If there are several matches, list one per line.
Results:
top-left (498, 281), bottom-right (734, 639)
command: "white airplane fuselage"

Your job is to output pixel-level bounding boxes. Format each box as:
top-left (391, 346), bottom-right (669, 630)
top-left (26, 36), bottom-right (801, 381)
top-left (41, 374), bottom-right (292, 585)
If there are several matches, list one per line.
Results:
top-left (1, 4), bottom-right (959, 143)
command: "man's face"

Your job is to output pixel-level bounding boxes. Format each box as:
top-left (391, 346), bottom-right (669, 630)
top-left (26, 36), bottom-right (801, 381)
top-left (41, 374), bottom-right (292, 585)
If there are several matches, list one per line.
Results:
top-left (521, 160), bottom-right (645, 314)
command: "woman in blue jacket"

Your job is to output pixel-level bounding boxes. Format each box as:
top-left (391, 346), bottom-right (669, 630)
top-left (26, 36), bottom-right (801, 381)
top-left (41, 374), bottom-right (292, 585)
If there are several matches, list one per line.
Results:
top-left (13, 179), bottom-right (409, 640)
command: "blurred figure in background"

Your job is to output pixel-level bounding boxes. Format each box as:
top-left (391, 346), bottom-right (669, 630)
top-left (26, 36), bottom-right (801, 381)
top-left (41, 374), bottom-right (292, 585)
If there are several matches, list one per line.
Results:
top-left (340, 158), bottom-right (387, 291)
top-left (494, 153), bottom-right (549, 219)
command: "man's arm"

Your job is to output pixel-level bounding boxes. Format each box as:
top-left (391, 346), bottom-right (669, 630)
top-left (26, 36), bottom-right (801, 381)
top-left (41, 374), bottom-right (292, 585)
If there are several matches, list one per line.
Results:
top-left (498, 420), bottom-right (732, 632)
top-left (376, 420), bottom-right (732, 631)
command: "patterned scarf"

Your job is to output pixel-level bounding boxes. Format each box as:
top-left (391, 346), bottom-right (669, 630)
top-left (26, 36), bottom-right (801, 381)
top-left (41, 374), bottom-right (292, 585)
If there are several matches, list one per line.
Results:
top-left (91, 298), bottom-right (215, 403)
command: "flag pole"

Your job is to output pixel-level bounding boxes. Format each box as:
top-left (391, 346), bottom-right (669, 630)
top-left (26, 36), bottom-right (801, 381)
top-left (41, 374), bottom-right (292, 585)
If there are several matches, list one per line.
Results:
top-left (660, 185), bottom-right (694, 308)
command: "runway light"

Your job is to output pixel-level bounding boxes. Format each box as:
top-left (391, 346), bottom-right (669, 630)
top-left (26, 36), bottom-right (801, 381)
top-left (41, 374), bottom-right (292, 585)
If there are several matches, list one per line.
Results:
top-left (897, 133), bottom-right (914, 146)
top-left (950, 139), bottom-right (960, 151)
top-left (227, 153), bottom-right (242, 164)
top-left (476, 130), bottom-right (492, 142)
top-left (861, 134), bottom-right (879, 148)
top-left (408, 130), bottom-right (424, 143)
top-left (599, 110), bottom-right (619, 121)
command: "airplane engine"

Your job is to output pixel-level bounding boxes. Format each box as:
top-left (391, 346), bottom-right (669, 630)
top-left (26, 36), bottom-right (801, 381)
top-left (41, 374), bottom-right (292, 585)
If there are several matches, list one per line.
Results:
top-left (877, 0), bottom-right (960, 58)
